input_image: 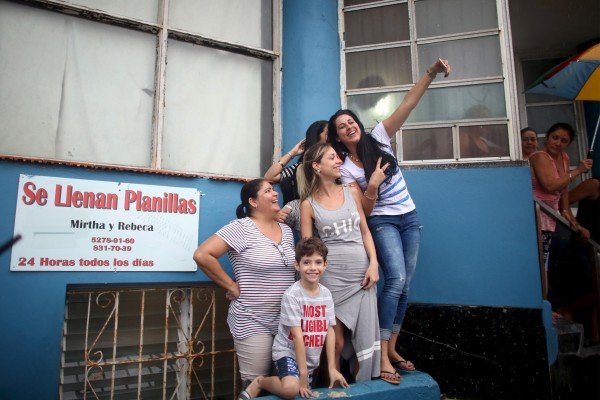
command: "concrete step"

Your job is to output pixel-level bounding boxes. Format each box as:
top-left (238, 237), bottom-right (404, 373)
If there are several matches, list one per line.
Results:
top-left (551, 318), bottom-right (600, 398)
top-left (580, 342), bottom-right (600, 358)
top-left (258, 370), bottom-right (440, 400)
top-left (553, 317), bottom-right (584, 355)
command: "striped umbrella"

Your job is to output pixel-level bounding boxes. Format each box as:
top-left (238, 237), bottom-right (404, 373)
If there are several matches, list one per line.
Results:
top-left (526, 43), bottom-right (600, 155)
top-left (526, 43), bottom-right (600, 100)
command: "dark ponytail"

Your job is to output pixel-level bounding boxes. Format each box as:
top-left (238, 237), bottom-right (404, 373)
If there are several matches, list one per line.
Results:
top-left (235, 204), bottom-right (248, 218)
top-left (236, 179), bottom-right (266, 218)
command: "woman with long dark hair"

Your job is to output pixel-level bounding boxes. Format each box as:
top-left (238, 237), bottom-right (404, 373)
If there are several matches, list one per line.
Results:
top-left (264, 121), bottom-right (329, 233)
top-left (264, 120), bottom-right (329, 205)
top-left (328, 59), bottom-right (451, 377)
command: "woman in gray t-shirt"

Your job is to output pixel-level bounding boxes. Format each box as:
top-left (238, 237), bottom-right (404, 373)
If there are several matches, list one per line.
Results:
top-left (297, 143), bottom-right (382, 383)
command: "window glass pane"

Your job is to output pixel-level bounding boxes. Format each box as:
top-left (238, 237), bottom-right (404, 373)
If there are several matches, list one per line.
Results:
top-left (345, 4), bottom-right (409, 47)
top-left (347, 83), bottom-right (507, 128)
top-left (418, 36), bottom-right (502, 79)
top-left (459, 124), bottom-right (509, 158)
top-left (0, 2), bottom-right (155, 167)
top-left (347, 92), bottom-right (405, 128)
top-left (415, 0), bottom-right (497, 37)
top-left (527, 105), bottom-right (576, 136)
top-left (169, 0), bottom-right (273, 50)
top-left (163, 40), bottom-right (273, 177)
top-left (402, 127), bottom-right (454, 161)
top-left (65, 0), bottom-right (158, 22)
top-left (346, 47), bottom-right (412, 90)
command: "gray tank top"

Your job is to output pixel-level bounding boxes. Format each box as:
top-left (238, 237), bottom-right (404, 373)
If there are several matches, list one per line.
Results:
top-left (309, 185), bottom-right (364, 248)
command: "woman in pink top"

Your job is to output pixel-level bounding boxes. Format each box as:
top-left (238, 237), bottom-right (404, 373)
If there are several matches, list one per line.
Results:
top-left (529, 122), bottom-right (592, 266)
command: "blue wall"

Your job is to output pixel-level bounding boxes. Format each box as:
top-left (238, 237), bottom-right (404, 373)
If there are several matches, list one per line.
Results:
top-left (281, 0), bottom-right (341, 150)
top-left (406, 165), bottom-right (541, 308)
top-left (0, 1), bottom-right (544, 398)
top-left (0, 162), bottom-right (244, 399)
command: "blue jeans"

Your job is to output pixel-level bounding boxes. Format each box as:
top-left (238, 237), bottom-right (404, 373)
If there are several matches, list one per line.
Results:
top-left (368, 210), bottom-right (421, 341)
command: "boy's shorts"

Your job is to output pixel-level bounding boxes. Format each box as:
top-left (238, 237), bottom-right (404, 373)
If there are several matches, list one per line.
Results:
top-left (274, 357), bottom-right (313, 386)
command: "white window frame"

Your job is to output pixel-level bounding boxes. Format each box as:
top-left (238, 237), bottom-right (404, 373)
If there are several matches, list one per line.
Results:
top-left (338, 0), bottom-right (521, 164)
top-left (1, 0), bottom-right (282, 179)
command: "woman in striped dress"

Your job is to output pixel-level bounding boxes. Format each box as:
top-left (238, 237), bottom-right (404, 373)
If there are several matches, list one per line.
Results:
top-left (194, 179), bottom-right (296, 387)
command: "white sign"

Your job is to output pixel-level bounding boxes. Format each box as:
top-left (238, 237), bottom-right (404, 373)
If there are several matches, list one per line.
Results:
top-left (11, 175), bottom-right (200, 271)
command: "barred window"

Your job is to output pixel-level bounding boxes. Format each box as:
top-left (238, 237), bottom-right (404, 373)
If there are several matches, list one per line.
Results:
top-left (60, 285), bottom-right (239, 400)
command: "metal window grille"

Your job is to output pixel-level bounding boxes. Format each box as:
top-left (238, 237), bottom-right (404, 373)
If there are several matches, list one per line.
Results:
top-left (60, 286), bottom-right (239, 400)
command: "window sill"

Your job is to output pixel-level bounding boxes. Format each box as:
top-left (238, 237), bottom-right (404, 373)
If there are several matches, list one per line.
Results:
top-left (0, 155), bottom-right (251, 183)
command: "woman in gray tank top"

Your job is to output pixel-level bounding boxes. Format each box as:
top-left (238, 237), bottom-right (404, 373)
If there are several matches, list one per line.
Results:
top-left (296, 143), bottom-right (383, 383)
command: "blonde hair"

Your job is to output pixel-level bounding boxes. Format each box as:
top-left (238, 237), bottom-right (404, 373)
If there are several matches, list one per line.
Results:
top-left (296, 143), bottom-right (331, 201)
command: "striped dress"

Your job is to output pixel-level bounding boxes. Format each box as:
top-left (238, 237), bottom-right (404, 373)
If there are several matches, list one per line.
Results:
top-left (216, 218), bottom-right (296, 339)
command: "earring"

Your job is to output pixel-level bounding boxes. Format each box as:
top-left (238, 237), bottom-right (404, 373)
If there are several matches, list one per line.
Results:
top-left (316, 170), bottom-right (321, 174)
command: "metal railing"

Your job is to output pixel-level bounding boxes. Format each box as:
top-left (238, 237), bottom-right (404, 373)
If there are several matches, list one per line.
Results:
top-left (535, 199), bottom-right (600, 339)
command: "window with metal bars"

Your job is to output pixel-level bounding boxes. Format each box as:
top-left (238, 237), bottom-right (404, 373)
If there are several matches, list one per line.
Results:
top-left (60, 285), bottom-right (239, 400)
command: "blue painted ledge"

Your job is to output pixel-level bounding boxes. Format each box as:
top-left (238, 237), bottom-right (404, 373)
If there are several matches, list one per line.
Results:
top-left (259, 371), bottom-right (440, 400)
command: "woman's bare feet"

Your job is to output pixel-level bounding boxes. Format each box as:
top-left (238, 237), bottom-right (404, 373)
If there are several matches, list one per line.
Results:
top-left (380, 340), bottom-right (400, 378)
top-left (389, 352), bottom-right (415, 371)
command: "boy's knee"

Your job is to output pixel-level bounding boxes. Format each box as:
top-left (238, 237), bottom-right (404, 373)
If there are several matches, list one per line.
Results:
top-left (280, 379), bottom-right (300, 399)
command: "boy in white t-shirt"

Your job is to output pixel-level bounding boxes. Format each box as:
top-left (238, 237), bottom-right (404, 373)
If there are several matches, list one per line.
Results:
top-left (238, 237), bottom-right (349, 399)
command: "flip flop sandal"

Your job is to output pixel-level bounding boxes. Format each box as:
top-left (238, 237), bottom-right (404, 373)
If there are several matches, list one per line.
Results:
top-left (393, 360), bottom-right (416, 371)
top-left (379, 370), bottom-right (401, 385)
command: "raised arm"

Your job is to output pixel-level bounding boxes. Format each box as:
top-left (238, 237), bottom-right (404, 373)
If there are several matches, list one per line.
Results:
top-left (193, 235), bottom-right (239, 298)
top-left (382, 59), bottom-right (451, 137)
top-left (531, 153), bottom-right (592, 193)
top-left (350, 185), bottom-right (379, 289)
top-left (264, 139), bottom-right (305, 182)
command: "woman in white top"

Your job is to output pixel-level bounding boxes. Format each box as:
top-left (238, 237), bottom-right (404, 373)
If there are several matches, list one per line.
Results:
top-left (327, 59), bottom-right (451, 376)
top-left (193, 179), bottom-right (296, 387)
